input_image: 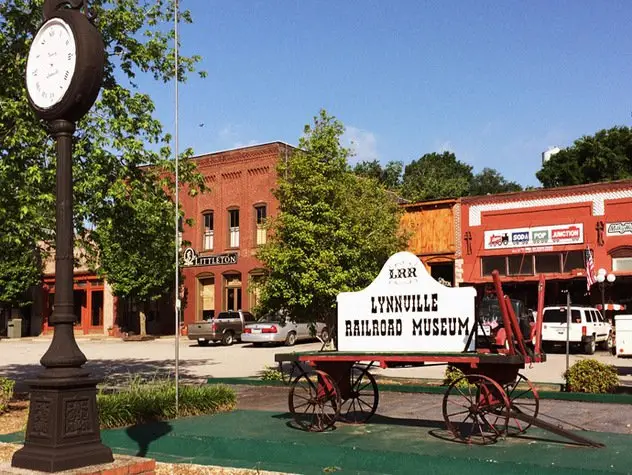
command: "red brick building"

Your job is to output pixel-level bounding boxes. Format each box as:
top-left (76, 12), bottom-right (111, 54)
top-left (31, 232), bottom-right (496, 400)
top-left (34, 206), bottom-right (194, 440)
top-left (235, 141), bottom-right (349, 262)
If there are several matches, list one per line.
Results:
top-left (179, 142), bottom-right (293, 325)
top-left (459, 180), bottom-right (632, 312)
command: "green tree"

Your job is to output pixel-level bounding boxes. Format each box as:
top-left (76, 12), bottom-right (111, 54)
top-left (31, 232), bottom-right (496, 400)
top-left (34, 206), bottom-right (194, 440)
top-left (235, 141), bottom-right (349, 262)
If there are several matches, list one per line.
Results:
top-left (256, 110), bottom-right (406, 329)
top-left (352, 159), bottom-right (403, 190)
top-left (469, 167), bottom-right (522, 196)
top-left (91, 179), bottom-right (178, 336)
top-left (401, 151), bottom-right (473, 201)
top-left (0, 1), bottom-right (206, 327)
top-left (536, 126), bottom-right (632, 187)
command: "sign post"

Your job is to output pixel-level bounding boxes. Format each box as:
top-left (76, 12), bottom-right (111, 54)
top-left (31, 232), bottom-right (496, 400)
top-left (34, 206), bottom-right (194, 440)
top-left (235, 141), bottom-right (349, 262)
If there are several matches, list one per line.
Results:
top-left (566, 291), bottom-right (571, 384)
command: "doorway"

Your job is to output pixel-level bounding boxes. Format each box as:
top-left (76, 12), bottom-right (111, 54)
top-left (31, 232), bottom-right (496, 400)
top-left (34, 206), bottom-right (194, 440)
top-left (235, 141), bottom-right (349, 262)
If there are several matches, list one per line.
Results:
top-left (430, 262), bottom-right (455, 286)
top-left (224, 273), bottom-right (242, 311)
top-left (199, 276), bottom-right (215, 320)
top-left (91, 290), bottom-right (104, 327)
top-left (74, 289), bottom-right (87, 329)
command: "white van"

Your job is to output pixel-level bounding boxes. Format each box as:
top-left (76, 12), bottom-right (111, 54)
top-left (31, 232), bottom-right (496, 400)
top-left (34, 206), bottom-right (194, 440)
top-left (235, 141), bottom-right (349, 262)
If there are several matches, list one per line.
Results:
top-left (541, 306), bottom-right (612, 355)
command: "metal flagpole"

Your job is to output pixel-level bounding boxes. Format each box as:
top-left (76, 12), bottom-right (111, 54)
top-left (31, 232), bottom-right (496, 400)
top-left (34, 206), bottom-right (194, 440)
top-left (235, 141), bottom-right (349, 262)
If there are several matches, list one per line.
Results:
top-left (174, 0), bottom-right (180, 417)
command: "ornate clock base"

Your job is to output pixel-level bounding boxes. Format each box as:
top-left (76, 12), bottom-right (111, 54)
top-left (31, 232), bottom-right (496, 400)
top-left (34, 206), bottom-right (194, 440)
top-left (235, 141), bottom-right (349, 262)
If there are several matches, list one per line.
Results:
top-left (11, 376), bottom-right (113, 473)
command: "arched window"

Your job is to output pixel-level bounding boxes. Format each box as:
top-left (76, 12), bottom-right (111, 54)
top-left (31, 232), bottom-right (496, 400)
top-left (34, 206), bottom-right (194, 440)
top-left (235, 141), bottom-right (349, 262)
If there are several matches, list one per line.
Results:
top-left (197, 274), bottom-right (215, 320)
top-left (248, 269), bottom-right (267, 314)
top-left (223, 272), bottom-right (242, 311)
top-left (609, 246), bottom-right (632, 272)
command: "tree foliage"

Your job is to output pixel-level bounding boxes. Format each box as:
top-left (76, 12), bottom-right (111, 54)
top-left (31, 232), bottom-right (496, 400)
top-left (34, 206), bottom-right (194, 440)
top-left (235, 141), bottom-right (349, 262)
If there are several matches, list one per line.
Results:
top-left (0, 0), bottom-right (206, 310)
top-left (352, 159), bottom-right (403, 190)
top-left (536, 126), bottom-right (632, 187)
top-left (400, 152), bottom-right (522, 201)
top-left (470, 167), bottom-right (522, 196)
top-left (401, 152), bottom-right (473, 201)
top-left (256, 110), bottom-right (407, 325)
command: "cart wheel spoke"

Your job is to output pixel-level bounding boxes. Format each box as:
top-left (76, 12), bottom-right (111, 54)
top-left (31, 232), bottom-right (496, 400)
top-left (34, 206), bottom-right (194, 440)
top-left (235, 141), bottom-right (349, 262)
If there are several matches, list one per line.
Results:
top-left (503, 373), bottom-right (539, 435)
top-left (454, 385), bottom-right (475, 406)
top-left (339, 366), bottom-right (379, 424)
top-left (445, 408), bottom-right (471, 419)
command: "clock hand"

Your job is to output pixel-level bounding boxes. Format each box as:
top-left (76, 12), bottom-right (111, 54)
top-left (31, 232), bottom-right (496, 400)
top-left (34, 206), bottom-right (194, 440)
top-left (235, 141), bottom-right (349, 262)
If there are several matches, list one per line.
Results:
top-left (46, 69), bottom-right (59, 79)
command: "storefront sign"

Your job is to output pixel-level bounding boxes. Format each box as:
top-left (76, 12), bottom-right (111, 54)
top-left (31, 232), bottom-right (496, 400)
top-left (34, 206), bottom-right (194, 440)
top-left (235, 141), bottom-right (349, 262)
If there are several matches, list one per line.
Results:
top-left (484, 223), bottom-right (583, 250)
top-left (606, 222), bottom-right (632, 236)
top-left (336, 251), bottom-right (476, 352)
top-left (182, 248), bottom-right (238, 267)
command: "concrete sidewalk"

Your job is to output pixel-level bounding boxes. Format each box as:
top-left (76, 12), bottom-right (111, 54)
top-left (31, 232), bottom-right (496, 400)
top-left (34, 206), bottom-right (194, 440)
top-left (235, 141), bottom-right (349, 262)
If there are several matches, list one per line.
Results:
top-left (2, 409), bottom-right (630, 474)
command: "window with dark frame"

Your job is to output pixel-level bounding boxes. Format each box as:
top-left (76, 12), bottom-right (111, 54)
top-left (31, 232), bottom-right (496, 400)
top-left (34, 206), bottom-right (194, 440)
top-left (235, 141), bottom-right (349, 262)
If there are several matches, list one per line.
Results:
top-left (203, 212), bottom-right (214, 250)
top-left (535, 253), bottom-right (561, 274)
top-left (508, 254), bottom-right (534, 275)
top-left (255, 204), bottom-right (267, 245)
top-left (229, 209), bottom-right (239, 248)
top-left (562, 251), bottom-right (584, 272)
top-left (482, 251), bottom-right (589, 278)
top-left (481, 256), bottom-right (507, 276)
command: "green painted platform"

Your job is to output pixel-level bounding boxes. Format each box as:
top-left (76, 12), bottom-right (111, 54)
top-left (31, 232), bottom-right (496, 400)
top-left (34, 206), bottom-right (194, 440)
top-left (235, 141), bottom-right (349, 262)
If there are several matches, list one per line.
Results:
top-left (3, 410), bottom-right (631, 474)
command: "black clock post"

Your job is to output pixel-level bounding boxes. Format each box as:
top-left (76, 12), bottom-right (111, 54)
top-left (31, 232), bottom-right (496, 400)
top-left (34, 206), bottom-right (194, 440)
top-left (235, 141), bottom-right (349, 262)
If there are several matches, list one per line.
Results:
top-left (12, 0), bottom-right (113, 472)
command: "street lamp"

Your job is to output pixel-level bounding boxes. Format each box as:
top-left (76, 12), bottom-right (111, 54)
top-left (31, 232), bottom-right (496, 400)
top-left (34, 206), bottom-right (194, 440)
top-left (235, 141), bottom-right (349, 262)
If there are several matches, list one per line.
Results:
top-left (596, 268), bottom-right (616, 316)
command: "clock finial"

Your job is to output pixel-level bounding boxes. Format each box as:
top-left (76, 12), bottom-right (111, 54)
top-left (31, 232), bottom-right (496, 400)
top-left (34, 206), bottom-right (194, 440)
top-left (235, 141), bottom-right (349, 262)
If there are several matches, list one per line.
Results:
top-left (43, 0), bottom-right (95, 22)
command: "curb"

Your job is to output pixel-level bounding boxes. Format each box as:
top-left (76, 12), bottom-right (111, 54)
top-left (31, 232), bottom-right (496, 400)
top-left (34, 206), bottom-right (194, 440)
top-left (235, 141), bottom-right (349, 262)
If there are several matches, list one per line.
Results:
top-left (207, 376), bottom-right (632, 404)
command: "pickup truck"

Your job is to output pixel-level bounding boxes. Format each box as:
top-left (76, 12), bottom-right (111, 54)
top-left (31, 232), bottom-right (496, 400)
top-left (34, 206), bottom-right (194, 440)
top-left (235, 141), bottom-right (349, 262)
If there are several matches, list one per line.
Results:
top-left (187, 310), bottom-right (257, 346)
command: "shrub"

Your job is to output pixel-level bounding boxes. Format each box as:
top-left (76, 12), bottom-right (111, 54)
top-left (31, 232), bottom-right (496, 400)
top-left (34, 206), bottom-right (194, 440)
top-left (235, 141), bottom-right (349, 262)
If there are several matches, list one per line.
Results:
top-left (564, 359), bottom-right (619, 393)
top-left (0, 377), bottom-right (15, 414)
top-left (443, 365), bottom-right (472, 389)
top-left (97, 378), bottom-right (236, 429)
top-left (259, 365), bottom-right (283, 382)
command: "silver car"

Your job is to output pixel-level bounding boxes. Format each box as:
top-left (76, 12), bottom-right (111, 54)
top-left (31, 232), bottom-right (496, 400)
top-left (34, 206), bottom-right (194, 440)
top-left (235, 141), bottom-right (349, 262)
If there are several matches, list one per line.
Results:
top-left (242, 312), bottom-right (329, 346)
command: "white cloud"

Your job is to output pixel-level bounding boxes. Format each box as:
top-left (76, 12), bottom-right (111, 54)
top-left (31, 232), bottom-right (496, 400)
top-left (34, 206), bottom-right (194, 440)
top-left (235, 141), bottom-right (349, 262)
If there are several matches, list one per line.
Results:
top-left (437, 140), bottom-right (454, 153)
top-left (218, 125), bottom-right (238, 140)
top-left (232, 139), bottom-right (259, 148)
top-left (342, 126), bottom-right (379, 164)
top-left (216, 124), bottom-right (258, 149)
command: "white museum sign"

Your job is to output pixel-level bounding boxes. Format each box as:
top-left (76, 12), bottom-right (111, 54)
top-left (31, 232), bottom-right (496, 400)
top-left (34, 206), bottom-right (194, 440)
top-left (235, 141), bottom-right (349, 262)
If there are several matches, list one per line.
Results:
top-left (336, 251), bottom-right (477, 353)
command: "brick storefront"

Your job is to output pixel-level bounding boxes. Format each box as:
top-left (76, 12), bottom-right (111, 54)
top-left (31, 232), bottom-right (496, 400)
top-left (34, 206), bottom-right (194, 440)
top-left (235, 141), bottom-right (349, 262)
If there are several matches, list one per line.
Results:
top-left (179, 142), bottom-right (292, 325)
top-left (460, 180), bottom-right (632, 313)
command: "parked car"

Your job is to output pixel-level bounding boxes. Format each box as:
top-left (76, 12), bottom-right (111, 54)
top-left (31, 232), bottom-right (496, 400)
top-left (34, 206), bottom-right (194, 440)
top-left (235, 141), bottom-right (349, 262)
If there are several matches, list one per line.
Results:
top-left (187, 310), bottom-right (257, 346)
top-left (541, 306), bottom-right (612, 355)
top-left (242, 312), bottom-right (329, 346)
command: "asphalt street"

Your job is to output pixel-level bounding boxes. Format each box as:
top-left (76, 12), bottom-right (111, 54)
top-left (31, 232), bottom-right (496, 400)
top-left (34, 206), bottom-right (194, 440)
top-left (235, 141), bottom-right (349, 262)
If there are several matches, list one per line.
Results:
top-left (1, 337), bottom-right (631, 391)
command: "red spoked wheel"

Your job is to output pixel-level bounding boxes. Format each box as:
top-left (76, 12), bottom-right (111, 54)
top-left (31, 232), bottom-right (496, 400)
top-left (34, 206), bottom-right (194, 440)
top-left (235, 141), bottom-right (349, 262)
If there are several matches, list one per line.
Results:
top-left (338, 365), bottom-right (379, 424)
top-left (288, 370), bottom-right (341, 432)
top-left (442, 373), bottom-right (510, 445)
top-left (503, 373), bottom-right (539, 435)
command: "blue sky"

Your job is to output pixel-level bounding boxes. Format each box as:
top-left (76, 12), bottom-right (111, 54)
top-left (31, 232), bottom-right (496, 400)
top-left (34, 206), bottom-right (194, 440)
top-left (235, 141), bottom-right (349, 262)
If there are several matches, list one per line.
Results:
top-left (141, 1), bottom-right (632, 187)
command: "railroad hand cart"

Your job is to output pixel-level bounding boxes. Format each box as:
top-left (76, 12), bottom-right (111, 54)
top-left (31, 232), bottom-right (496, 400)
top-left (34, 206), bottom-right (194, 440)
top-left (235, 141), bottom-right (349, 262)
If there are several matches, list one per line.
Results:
top-left (275, 252), bottom-right (604, 448)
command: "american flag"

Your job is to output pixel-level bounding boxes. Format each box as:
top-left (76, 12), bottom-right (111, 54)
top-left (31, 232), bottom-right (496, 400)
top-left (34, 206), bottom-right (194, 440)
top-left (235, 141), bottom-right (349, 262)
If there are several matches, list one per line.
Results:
top-left (585, 246), bottom-right (596, 291)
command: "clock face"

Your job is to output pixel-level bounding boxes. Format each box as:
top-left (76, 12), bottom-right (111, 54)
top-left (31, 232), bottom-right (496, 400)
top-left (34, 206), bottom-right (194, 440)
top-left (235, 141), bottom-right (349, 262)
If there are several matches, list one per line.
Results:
top-left (25, 18), bottom-right (77, 110)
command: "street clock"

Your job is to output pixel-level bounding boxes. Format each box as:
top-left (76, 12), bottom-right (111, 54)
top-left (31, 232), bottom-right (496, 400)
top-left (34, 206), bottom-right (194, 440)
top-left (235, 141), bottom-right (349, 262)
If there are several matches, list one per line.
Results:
top-left (25, 8), bottom-right (104, 121)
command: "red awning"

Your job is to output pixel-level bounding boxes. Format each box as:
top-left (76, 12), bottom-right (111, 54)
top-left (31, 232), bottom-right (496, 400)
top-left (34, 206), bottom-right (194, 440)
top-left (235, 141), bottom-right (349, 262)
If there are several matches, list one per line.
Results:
top-left (596, 303), bottom-right (626, 311)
